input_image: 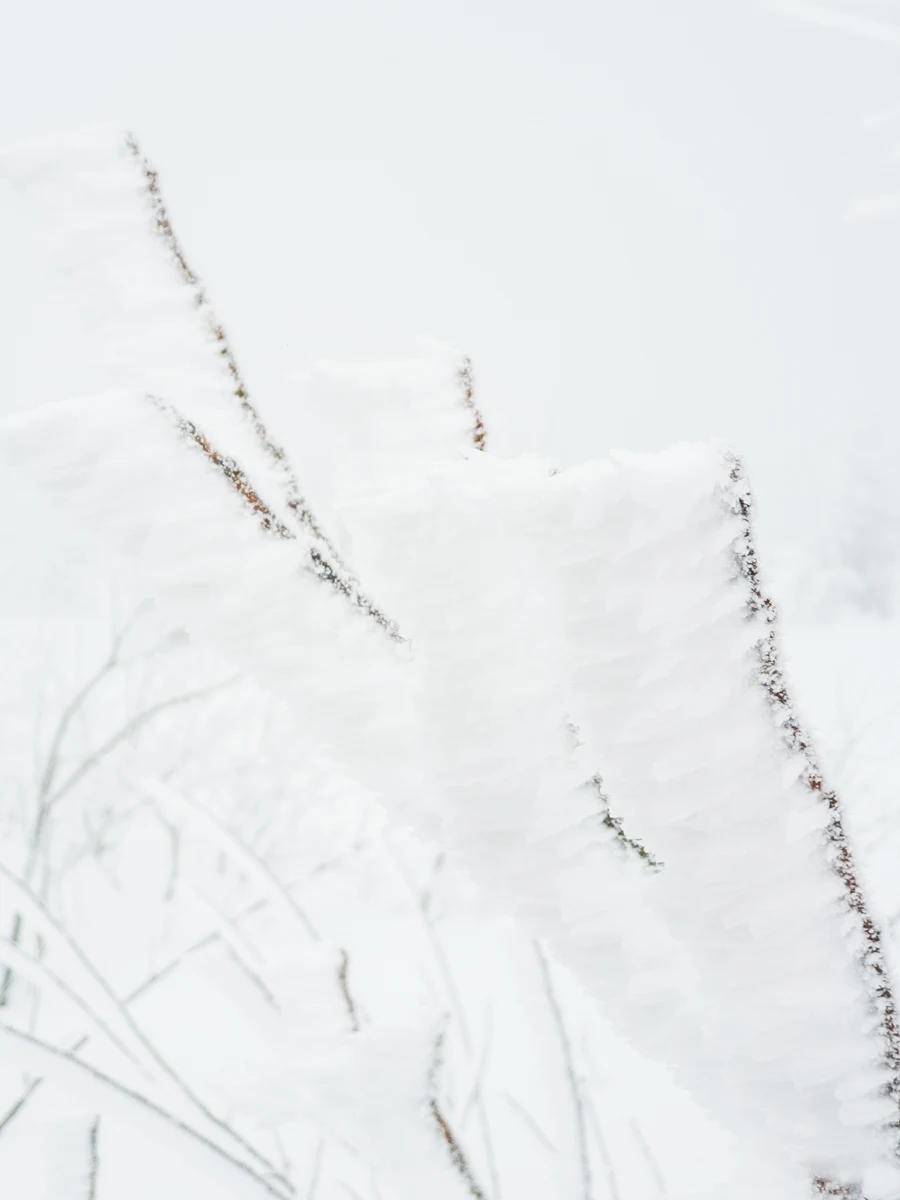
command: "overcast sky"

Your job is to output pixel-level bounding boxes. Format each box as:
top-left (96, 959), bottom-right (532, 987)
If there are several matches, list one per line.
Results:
top-left (2, 0), bottom-right (899, 550)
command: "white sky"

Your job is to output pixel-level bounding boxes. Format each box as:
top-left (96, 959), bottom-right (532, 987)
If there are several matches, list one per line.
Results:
top-left (1, 0), bottom-right (899, 544)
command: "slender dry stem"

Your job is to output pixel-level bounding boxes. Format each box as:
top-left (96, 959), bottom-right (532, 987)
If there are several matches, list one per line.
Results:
top-left (458, 357), bottom-right (487, 452)
top-left (534, 942), bottom-right (593, 1200)
top-left (87, 1117), bottom-right (99, 1200)
top-left (124, 135), bottom-right (401, 641)
top-left (427, 1027), bottom-right (488, 1200)
top-left (147, 397), bottom-right (403, 640)
top-left (727, 454), bottom-right (900, 1184)
top-left (0, 1023), bottom-right (292, 1200)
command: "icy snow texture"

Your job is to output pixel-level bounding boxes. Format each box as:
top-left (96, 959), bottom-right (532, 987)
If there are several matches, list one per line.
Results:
top-left (0, 398), bottom-right (426, 849)
top-left (288, 341), bottom-right (478, 554)
top-left (286, 360), bottom-right (894, 1181)
top-left (544, 448), bottom-right (893, 1179)
top-left (1, 126), bottom-right (895, 1190)
top-left (350, 448), bottom-right (894, 1182)
top-left (0, 131), bottom-right (270, 479)
top-left (0, 395), bottom-right (893, 1185)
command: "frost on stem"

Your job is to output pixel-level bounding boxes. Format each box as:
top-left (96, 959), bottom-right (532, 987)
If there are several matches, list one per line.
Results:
top-left (146, 396), bottom-right (404, 641)
top-left (585, 773), bottom-right (663, 872)
top-left (564, 720), bottom-right (662, 872)
top-left (427, 1026), bottom-right (487, 1200)
top-left (725, 453), bottom-right (900, 1147)
top-left (125, 133), bottom-right (401, 642)
top-left (457, 357), bottom-right (487, 452)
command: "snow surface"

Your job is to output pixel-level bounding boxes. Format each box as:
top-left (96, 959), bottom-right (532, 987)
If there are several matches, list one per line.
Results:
top-left (2, 126), bottom-right (899, 1200)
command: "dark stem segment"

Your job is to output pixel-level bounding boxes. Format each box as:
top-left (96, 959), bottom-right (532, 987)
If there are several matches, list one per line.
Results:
top-left (337, 949), bottom-right (360, 1033)
top-left (813, 1180), bottom-right (862, 1198)
top-left (124, 134), bottom-right (401, 642)
top-left (726, 454), bottom-right (900, 1179)
top-left (146, 397), bottom-right (403, 641)
top-left (586, 773), bottom-right (663, 872)
top-left (458, 357), bottom-right (487, 452)
top-left (87, 1117), bottom-right (99, 1200)
top-left (428, 1027), bottom-right (487, 1200)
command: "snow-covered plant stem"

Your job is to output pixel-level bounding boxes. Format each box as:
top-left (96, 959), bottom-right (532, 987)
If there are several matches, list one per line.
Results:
top-left (727, 454), bottom-right (900, 1183)
top-left (457, 356), bottom-right (487, 452)
top-left (126, 134), bottom-right (400, 638)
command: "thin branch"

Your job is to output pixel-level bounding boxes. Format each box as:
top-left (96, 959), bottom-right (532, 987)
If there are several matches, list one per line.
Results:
top-left (337, 949), bottom-right (360, 1033)
top-left (587, 773), bottom-right (664, 871)
top-left (585, 1096), bottom-right (621, 1200)
top-left (533, 942), bottom-right (593, 1200)
top-left (726, 455), bottom-right (900, 1143)
top-left (0, 1023), bottom-right (292, 1200)
top-left (306, 1139), bottom-right (325, 1200)
top-left (87, 1116), bottom-right (99, 1200)
top-left (0, 1076), bottom-right (40, 1137)
top-left (0, 863), bottom-right (292, 1194)
top-left (42, 679), bottom-right (237, 828)
top-left (386, 842), bottom-right (472, 1049)
top-left (501, 1093), bottom-right (558, 1154)
top-left (427, 1027), bottom-right (488, 1200)
top-left (35, 606), bottom-right (150, 824)
top-left (123, 134), bottom-right (402, 642)
top-left (627, 1118), bottom-right (666, 1197)
top-left (146, 396), bottom-right (403, 641)
top-left (1, 622), bottom-right (138, 1008)
top-left (144, 778), bottom-right (319, 942)
top-left (124, 134), bottom-right (334, 552)
top-left (459, 1008), bottom-right (493, 1129)
top-left (0, 937), bottom-right (147, 1071)
top-left (812, 1181), bottom-right (862, 1198)
top-left (458, 357), bottom-right (487, 452)
top-left (36, 654), bottom-right (116, 814)
top-left (387, 841), bottom-right (502, 1195)
top-left (0, 850), bottom-right (373, 1138)
top-left (223, 947), bottom-right (281, 1012)
top-left (564, 721), bottom-right (663, 871)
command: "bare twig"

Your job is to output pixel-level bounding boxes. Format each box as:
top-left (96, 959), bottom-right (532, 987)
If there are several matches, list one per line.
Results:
top-left (534, 943), bottom-right (593, 1200)
top-left (565, 722), bottom-right (662, 871)
top-left (726, 455), bottom-right (900, 1154)
top-left (812, 1181), bottom-right (861, 1198)
top-left (124, 134), bottom-right (335, 553)
top-left (627, 1119), bottom-right (667, 1197)
top-left (0, 863), bottom-right (293, 1194)
top-left (0, 1076), bottom-right (40, 1137)
top-left (306, 1139), bottom-right (325, 1200)
top-left (35, 606), bottom-right (148, 830)
top-left (0, 937), bottom-right (147, 1071)
top-left (427, 1027), bottom-right (488, 1200)
top-left (87, 1117), bottom-right (99, 1200)
top-left (123, 134), bottom-right (402, 641)
top-left (0, 1023), bottom-right (292, 1200)
top-left (459, 1008), bottom-right (493, 1130)
top-left (143, 778), bottom-right (319, 942)
top-left (45, 680), bottom-right (235, 820)
top-left (585, 1096), bottom-right (621, 1200)
top-left (386, 843), bottom-right (471, 1049)
top-left (337, 949), bottom-right (360, 1033)
top-left (501, 1093), bottom-right (559, 1153)
top-left (37, 654), bottom-right (116, 814)
top-left (586, 773), bottom-right (664, 871)
top-left (0, 851), bottom-right (372, 1139)
top-left (387, 840), bottom-right (501, 1195)
top-left (1, 621), bottom-right (140, 1007)
top-left (146, 397), bottom-right (403, 641)
top-left (458, 357), bottom-right (487, 452)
